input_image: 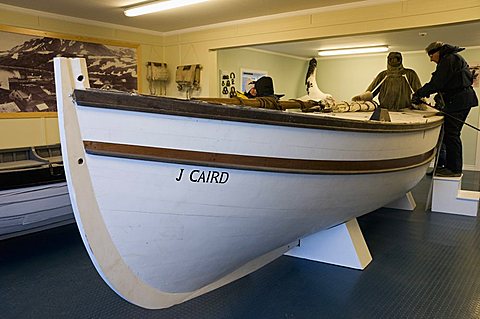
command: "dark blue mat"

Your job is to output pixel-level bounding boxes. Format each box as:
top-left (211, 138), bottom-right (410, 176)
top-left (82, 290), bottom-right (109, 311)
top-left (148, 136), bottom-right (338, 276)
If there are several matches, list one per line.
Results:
top-left (1, 173), bottom-right (479, 318)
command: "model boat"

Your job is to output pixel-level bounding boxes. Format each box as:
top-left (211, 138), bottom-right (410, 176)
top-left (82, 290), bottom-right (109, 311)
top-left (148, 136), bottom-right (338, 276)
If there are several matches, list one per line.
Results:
top-left (54, 57), bottom-right (443, 309)
top-left (0, 144), bottom-right (74, 239)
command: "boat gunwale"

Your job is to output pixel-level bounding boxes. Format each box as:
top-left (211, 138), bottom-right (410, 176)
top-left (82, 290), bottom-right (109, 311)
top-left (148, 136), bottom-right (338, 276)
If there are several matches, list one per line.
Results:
top-left (72, 89), bottom-right (443, 133)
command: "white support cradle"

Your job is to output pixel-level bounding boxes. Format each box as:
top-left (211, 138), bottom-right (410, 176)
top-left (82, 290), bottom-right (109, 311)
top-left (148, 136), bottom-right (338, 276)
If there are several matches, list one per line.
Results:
top-left (284, 218), bottom-right (372, 270)
top-left (431, 175), bottom-right (480, 216)
top-left (383, 191), bottom-right (416, 211)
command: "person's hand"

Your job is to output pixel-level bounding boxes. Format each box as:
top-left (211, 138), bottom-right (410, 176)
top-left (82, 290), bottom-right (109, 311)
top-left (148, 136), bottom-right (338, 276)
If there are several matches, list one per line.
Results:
top-left (433, 94), bottom-right (445, 110)
top-left (411, 94), bottom-right (422, 105)
top-left (411, 102), bottom-right (427, 110)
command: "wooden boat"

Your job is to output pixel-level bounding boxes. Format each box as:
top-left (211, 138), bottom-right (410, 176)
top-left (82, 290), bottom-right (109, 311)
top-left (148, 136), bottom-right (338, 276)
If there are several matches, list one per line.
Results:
top-left (54, 57), bottom-right (443, 309)
top-left (0, 144), bottom-right (74, 240)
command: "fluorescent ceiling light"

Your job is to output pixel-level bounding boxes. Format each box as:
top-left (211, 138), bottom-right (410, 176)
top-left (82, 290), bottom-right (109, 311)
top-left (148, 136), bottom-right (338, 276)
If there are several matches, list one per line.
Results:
top-left (318, 46), bottom-right (389, 56)
top-left (124, 0), bottom-right (208, 17)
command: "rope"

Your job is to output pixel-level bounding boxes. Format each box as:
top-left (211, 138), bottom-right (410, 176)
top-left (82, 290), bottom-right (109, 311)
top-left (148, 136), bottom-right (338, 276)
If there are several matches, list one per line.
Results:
top-left (256, 97), bottom-right (281, 110)
top-left (234, 96), bottom-right (245, 106)
top-left (289, 99), bottom-right (310, 112)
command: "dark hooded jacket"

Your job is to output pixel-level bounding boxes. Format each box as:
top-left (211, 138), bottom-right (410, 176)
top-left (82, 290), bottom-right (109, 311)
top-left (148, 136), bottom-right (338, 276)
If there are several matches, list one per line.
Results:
top-left (415, 44), bottom-right (478, 112)
top-left (366, 52), bottom-right (422, 110)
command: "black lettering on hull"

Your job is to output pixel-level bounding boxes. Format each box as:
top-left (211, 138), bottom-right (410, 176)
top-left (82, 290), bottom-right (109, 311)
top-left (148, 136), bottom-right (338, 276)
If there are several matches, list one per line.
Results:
top-left (181, 169), bottom-right (230, 184)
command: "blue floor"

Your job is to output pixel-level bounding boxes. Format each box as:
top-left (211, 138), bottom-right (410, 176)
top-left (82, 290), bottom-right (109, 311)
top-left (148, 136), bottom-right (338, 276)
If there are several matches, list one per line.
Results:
top-left (1, 173), bottom-right (480, 318)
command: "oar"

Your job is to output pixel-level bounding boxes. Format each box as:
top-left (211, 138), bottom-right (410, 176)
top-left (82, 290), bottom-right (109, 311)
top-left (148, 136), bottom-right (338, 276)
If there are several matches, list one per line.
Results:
top-left (436, 109), bottom-right (480, 132)
top-left (420, 101), bottom-right (480, 132)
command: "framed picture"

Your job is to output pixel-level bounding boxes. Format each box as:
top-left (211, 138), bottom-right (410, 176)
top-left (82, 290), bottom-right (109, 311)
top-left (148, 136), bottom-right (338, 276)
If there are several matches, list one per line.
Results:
top-left (0, 26), bottom-right (138, 114)
top-left (240, 68), bottom-right (267, 93)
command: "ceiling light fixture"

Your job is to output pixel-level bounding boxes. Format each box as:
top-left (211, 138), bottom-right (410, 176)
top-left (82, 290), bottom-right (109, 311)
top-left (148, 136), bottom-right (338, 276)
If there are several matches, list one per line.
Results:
top-left (124, 0), bottom-right (208, 17)
top-left (318, 45), bottom-right (389, 56)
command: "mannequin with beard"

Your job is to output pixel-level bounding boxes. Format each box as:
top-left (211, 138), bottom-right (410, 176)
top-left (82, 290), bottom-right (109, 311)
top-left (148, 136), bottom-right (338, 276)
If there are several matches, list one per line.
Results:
top-left (352, 52), bottom-right (422, 111)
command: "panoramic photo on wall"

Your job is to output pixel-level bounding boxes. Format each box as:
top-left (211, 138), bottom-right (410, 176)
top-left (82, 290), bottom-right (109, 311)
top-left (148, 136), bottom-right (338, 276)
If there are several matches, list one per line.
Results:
top-left (0, 30), bottom-right (137, 113)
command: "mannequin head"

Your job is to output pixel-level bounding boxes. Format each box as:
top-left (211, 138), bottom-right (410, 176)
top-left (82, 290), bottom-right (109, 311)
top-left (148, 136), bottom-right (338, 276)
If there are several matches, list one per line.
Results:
top-left (387, 52), bottom-right (403, 68)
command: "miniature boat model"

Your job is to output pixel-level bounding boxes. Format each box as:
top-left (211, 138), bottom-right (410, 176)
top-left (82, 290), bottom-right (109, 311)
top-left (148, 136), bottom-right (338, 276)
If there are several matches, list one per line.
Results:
top-left (54, 57), bottom-right (443, 309)
top-left (0, 144), bottom-right (74, 240)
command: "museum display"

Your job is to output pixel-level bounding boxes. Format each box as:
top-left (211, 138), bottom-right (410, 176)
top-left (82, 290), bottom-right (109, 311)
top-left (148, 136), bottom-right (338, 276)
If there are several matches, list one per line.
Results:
top-left (53, 57), bottom-right (443, 309)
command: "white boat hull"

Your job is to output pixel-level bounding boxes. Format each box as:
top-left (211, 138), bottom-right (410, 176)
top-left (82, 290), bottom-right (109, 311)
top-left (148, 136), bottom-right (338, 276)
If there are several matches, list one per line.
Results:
top-left (89, 157), bottom-right (424, 290)
top-left (54, 57), bottom-right (442, 309)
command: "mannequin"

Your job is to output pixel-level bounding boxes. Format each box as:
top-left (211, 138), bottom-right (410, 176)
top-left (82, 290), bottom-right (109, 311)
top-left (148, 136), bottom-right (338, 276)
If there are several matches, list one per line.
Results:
top-left (352, 52), bottom-right (422, 111)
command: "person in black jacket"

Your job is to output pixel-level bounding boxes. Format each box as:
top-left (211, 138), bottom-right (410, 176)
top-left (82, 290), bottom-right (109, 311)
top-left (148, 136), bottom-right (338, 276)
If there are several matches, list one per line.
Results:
top-left (412, 41), bottom-right (478, 177)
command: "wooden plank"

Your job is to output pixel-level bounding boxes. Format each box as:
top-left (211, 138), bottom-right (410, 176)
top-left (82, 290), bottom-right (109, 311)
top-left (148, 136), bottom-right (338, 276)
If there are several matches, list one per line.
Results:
top-left (84, 141), bottom-right (436, 174)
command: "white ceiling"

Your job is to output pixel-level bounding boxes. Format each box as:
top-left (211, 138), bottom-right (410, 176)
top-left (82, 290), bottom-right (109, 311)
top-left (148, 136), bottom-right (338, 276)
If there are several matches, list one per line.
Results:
top-left (252, 21), bottom-right (480, 58)
top-left (0, 0), bottom-right (364, 33)
top-left (1, 0), bottom-right (479, 58)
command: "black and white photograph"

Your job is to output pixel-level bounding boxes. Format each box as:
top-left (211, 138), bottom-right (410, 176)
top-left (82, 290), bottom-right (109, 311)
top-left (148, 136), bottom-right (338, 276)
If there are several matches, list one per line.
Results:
top-left (0, 30), bottom-right (137, 113)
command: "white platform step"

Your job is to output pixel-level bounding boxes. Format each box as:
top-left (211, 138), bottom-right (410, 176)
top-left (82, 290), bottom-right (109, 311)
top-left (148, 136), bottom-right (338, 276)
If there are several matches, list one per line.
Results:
top-left (284, 218), bottom-right (372, 270)
top-left (431, 174), bottom-right (480, 216)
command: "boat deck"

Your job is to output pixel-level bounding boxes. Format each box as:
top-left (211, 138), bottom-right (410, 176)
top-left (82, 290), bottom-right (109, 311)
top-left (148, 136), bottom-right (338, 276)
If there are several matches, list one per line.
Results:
top-left (1, 172), bottom-right (479, 318)
top-left (291, 107), bottom-right (442, 125)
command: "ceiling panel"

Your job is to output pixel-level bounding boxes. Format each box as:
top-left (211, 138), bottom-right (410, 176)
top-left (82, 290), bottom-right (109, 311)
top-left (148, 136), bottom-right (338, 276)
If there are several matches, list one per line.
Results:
top-left (0, 0), bottom-right (364, 33)
top-left (0, 1), bottom-right (478, 58)
top-left (251, 21), bottom-right (480, 58)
